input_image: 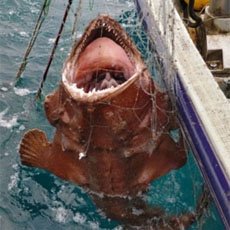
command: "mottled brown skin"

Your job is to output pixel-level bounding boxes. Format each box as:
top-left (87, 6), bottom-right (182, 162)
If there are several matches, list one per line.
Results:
top-left (43, 75), bottom-right (186, 194)
top-left (19, 15), bottom-right (193, 229)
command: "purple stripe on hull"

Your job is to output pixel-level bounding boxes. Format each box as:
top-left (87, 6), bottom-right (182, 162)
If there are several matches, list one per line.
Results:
top-left (175, 76), bottom-right (230, 229)
top-left (135, 0), bottom-right (230, 228)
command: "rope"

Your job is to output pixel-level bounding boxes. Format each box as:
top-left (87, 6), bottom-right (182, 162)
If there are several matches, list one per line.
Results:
top-left (35, 0), bottom-right (73, 100)
top-left (15, 0), bottom-right (51, 83)
top-left (195, 185), bottom-right (212, 221)
top-left (185, 0), bottom-right (202, 28)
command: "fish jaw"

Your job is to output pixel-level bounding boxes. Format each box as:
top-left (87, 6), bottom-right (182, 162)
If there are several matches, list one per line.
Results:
top-left (62, 14), bottom-right (148, 103)
top-left (45, 14), bottom-right (164, 155)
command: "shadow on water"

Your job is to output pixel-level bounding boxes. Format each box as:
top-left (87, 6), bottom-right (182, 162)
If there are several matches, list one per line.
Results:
top-left (0, 0), bottom-right (224, 229)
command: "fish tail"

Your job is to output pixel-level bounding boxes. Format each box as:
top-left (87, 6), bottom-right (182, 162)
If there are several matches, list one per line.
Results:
top-left (165, 213), bottom-right (195, 230)
top-left (167, 185), bottom-right (211, 229)
top-left (19, 129), bottom-right (50, 168)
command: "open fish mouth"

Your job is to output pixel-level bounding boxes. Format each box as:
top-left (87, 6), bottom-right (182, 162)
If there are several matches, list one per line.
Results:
top-left (77, 69), bottom-right (127, 93)
top-left (62, 15), bottom-right (145, 102)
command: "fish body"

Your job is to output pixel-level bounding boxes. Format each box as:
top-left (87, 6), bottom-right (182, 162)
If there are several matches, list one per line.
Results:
top-left (20, 15), bottom-right (191, 229)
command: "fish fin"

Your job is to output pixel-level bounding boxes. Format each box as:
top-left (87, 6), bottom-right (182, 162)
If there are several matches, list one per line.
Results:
top-left (19, 129), bottom-right (51, 168)
top-left (44, 88), bottom-right (61, 125)
top-left (20, 129), bottom-right (89, 185)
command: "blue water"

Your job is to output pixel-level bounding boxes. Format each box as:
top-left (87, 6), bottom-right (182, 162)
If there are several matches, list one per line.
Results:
top-left (0, 0), bottom-right (224, 229)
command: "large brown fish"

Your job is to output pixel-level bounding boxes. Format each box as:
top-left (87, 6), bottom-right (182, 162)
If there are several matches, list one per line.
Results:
top-left (20, 15), bottom-right (193, 229)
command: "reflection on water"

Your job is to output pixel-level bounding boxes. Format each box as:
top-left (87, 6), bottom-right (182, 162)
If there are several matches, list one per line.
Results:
top-left (0, 0), bottom-right (224, 229)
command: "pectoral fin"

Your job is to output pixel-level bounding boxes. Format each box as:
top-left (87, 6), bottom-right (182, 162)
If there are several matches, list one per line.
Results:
top-left (19, 129), bottom-right (89, 185)
top-left (19, 129), bottom-right (51, 169)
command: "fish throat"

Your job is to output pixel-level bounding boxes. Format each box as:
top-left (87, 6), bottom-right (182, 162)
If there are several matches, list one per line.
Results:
top-left (77, 67), bottom-right (127, 93)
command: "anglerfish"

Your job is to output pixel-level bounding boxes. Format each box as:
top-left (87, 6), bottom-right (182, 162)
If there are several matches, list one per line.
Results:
top-left (19, 15), bottom-right (194, 229)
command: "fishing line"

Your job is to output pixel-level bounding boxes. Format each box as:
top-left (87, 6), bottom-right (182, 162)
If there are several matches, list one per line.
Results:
top-left (15, 0), bottom-right (51, 83)
top-left (89, 0), bottom-right (94, 11)
top-left (35, 0), bottom-right (73, 101)
top-left (72, 0), bottom-right (82, 43)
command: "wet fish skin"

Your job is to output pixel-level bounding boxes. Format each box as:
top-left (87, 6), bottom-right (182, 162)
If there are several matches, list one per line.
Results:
top-left (19, 15), bottom-right (191, 229)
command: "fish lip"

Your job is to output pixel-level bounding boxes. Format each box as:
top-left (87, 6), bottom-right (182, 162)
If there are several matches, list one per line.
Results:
top-left (62, 67), bottom-right (145, 103)
top-left (62, 14), bottom-right (145, 102)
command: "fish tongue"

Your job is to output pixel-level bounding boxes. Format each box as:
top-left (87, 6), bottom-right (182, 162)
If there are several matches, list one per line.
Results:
top-left (99, 72), bottom-right (118, 90)
top-left (109, 78), bottom-right (119, 88)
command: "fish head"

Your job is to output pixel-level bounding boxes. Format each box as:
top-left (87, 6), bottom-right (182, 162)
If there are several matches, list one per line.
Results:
top-left (62, 14), bottom-right (150, 103)
top-left (45, 15), bottom-right (175, 156)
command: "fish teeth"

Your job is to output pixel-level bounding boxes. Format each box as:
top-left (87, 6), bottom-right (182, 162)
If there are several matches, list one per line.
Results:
top-left (86, 74), bottom-right (92, 82)
top-left (117, 37), bottom-right (122, 43)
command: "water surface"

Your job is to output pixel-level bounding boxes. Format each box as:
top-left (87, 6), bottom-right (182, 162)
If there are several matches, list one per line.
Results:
top-left (0, 0), bottom-right (224, 229)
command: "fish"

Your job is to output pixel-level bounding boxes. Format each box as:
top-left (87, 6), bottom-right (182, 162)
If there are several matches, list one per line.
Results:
top-left (19, 15), bottom-right (193, 229)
